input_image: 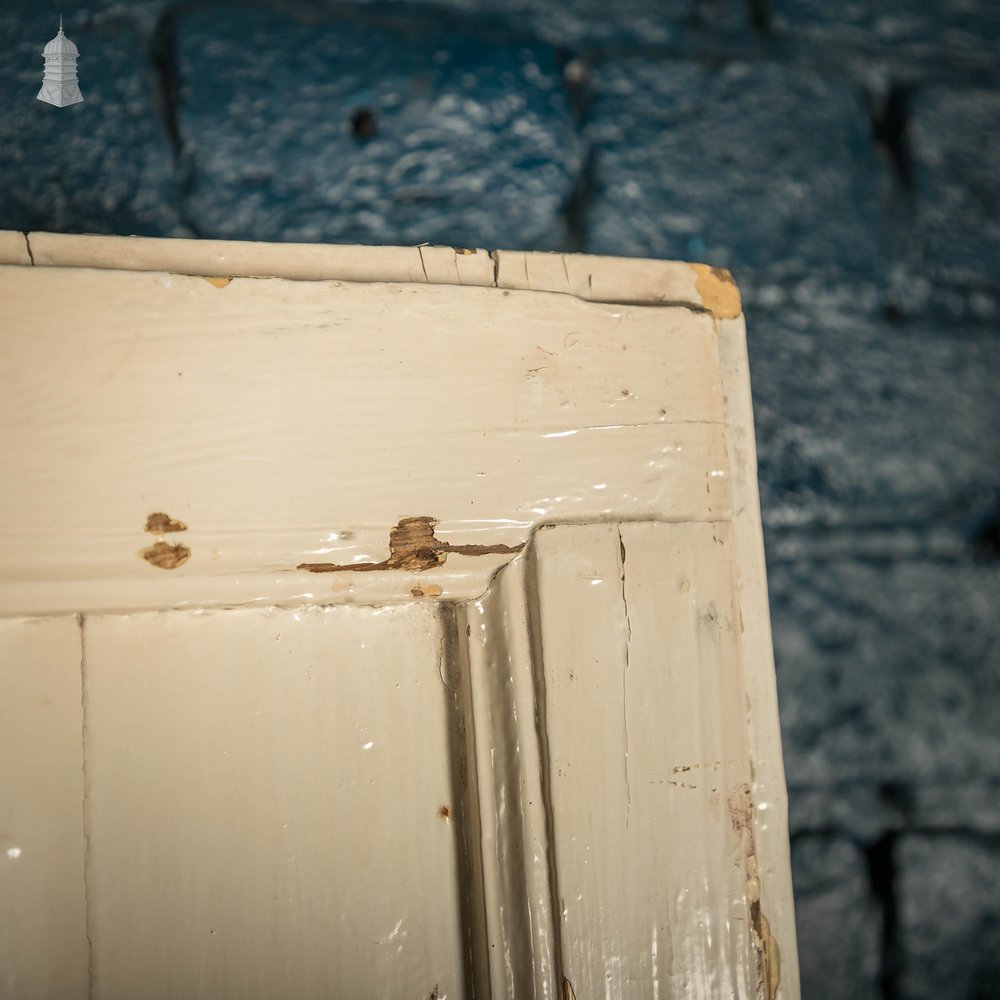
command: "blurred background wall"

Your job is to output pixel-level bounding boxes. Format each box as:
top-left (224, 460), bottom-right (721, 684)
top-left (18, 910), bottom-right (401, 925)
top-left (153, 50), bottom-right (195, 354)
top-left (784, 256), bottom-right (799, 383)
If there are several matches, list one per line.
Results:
top-left (2, 1), bottom-right (998, 996)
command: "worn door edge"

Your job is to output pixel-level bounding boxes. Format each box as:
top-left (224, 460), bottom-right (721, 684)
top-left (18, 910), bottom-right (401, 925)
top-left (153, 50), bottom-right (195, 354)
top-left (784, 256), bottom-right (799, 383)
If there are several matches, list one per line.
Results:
top-left (717, 314), bottom-right (801, 1000)
top-left (0, 230), bottom-right (740, 318)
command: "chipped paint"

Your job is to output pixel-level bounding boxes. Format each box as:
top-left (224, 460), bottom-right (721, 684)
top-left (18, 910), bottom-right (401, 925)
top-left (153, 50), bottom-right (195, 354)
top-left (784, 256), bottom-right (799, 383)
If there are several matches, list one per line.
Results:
top-left (297, 516), bottom-right (524, 574)
top-left (144, 512), bottom-right (187, 533)
top-left (728, 782), bottom-right (781, 1000)
top-left (139, 541), bottom-right (190, 570)
top-left (691, 263), bottom-right (742, 319)
top-left (201, 276), bottom-right (232, 288)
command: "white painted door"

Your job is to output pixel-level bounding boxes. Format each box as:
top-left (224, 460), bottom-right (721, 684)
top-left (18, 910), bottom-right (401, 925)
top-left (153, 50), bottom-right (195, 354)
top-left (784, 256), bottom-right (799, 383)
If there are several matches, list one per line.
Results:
top-left (0, 232), bottom-right (798, 999)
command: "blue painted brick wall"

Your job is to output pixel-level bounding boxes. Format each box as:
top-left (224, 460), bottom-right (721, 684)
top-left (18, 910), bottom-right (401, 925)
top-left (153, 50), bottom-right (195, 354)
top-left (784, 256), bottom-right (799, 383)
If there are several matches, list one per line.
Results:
top-left (1, 2), bottom-right (998, 997)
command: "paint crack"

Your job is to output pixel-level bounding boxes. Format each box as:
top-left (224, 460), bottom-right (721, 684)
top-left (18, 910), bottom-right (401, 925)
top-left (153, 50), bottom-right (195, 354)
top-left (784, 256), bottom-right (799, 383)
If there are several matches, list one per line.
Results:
top-left (298, 515), bottom-right (524, 573)
top-left (618, 525), bottom-right (632, 824)
top-left (78, 614), bottom-right (93, 998)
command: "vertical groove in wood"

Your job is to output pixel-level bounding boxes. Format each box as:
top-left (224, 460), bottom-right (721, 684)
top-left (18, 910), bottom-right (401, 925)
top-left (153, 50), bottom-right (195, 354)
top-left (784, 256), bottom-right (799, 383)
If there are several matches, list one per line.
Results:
top-left (80, 614), bottom-right (94, 1000)
top-left (438, 601), bottom-right (492, 999)
top-left (457, 559), bottom-right (560, 999)
top-left (522, 530), bottom-right (568, 997)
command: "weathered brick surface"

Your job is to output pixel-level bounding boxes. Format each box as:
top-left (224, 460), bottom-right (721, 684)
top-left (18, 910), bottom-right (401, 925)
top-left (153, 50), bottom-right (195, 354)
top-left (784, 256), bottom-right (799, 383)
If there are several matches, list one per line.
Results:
top-left (910, 86), bottom-right (1000, 292)
top-left (173, 5), bottom-right (582, 247)
top-left (583, 59), bottom-right (889, 286)
top-left (791, 835), bottom-right (882, 1000)
top-left (770, 558), bottom-right (1000, 824)
top-left (772, 0), bottom-right (1000, 58)
top-left (747, 306), bottom-right (1000, 533)
top-left (0, 6), bottom-right (184, 236)
top-left (437, 0), bottom-right (749, 46)
top-left (897, 835), bottom-right (1000, 998)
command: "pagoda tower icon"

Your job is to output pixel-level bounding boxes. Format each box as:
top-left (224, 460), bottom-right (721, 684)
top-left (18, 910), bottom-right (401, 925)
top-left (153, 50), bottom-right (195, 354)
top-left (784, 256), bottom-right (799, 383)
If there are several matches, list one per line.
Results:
top-left (37, 16), bottom-right (84, 108)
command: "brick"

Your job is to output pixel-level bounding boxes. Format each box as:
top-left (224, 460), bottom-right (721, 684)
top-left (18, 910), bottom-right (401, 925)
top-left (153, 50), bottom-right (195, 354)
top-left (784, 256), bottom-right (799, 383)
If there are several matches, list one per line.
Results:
top-left (173, 6), bottom-right (583, 248)
top-left (791, 835), bottom-right (881, 1000)
top-left (584, 60), bottom-right (888, 284)
top-left (772, 0), bottom-right (1000, 58)
top-left (897, 835), bottom-right (1000, 998)
top-left (454, 0), bottom-right (745, 47)
top-left (0, 6), bottom-right (184, 237)
top-left (748, 306), bottom-right (1000, 532)
top-left (910, 87), bottom-right (1000, 292)
top-left (6, 0), bottom-right (748, 52)
top-left (770, 557), bottom-right (1000, 829)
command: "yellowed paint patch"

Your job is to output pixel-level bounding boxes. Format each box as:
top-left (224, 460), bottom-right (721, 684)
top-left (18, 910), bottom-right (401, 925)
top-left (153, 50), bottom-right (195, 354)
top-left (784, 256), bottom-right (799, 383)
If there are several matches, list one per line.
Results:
top-left (691, 263), bottom-right (742, 319)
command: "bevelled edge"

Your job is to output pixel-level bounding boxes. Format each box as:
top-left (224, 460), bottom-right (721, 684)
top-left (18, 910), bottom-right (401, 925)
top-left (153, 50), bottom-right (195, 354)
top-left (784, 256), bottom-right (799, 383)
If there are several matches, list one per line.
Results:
top-left (0, 231), bottom-right (742, 318)
top-left (495, 251), bottom-right (742, 318)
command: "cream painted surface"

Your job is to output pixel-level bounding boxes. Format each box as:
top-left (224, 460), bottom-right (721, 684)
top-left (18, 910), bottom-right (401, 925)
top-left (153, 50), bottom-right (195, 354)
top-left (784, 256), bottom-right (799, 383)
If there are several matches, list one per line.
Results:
top-left (456, 556), bottom-right (560, 998)
top-left (2, 231), bottom-right (736, 312)
top-left (0, 234), bottom-right (798, 1000)
top-left (0, 263), bottom-right (729, 616)
top-left (530, 521), bottom-right (758, 998)
top-left (0, 616), bottom-right (88, 999)
top-left (717, 317), bottom-right (800, 994)
top-left (82, 603), bottom-right (467, 999)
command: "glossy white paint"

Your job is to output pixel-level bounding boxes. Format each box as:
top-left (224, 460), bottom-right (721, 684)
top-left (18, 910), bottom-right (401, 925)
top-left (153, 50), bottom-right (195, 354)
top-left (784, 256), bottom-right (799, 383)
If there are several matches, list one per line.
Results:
top-left (0, 231), bottom-right (798, 999)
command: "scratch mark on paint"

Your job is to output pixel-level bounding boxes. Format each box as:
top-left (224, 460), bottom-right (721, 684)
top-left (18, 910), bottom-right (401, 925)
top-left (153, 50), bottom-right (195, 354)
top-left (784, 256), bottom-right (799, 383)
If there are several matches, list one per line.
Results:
top-left (298, 516), bottom-right (524, 573)
top-left (618, 524), bottom-right (632, 824)
top-left (671, 760), bottom-right (731, 774)
top-left (729, 783), bottom-right (781, 1000)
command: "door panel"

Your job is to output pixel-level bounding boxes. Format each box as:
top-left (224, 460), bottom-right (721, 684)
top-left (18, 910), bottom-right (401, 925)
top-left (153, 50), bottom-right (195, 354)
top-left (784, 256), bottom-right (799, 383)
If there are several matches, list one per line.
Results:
top-left (82, 605), bottom-right (465, 999)
top-left (0, 616), bottom-right (88, 999)
top-left (530, 521), bottom-right (758, 999)
top-left (0, 233), bottom-right (798, 999)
